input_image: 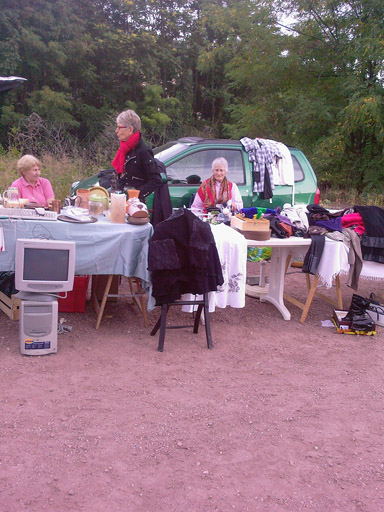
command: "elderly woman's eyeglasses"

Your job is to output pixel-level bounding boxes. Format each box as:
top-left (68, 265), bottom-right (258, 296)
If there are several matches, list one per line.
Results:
top-left (116, 125), bottom-right (128, 131)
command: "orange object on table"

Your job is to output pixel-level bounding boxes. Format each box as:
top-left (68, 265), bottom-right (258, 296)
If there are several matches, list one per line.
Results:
top-left (127, 189), bottom-right (140, 200)
top-left (76, 189), bottom-right (91, 209)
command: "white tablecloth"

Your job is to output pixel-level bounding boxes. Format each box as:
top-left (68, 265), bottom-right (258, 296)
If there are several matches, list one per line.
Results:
top-left (182, 223), bottom-right (248, 313)
top-left (317, 238), bottom-right (384, 288)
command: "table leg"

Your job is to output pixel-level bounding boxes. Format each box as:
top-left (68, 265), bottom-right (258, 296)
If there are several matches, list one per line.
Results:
top-left (300, 275), bottom-right (319, 323)
top-left (95, 274), bottom-right (114, 329)
top-left (335, 275), bottom-right (343, 309)
top-left (132, 278), bottom-right (149, 328)
top-left (94, 275), bottom-right (149, 329)
top-left (260, 247), bottom-right (291, 320)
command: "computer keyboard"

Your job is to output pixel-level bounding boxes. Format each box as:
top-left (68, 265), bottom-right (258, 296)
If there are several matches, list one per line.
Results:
top-left (0, 207), bottom-right (58, 221)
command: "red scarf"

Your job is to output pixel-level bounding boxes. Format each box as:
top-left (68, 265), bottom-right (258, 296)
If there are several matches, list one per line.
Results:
top-left (111, 131), bottom-right (141, 174)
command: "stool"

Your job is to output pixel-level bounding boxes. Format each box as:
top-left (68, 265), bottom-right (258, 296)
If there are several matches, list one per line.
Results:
top-left (150, 293), bottom-right (213, 352)
top-left (93, 275), bottom-right (149, 329)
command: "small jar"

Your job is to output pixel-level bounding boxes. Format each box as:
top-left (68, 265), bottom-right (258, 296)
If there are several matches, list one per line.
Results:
top-left (89, 194), bottom-right (105, 215)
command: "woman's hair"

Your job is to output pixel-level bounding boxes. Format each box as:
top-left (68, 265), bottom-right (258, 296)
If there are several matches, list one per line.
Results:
top-left (116, 109), bottom-right (141, 132)
top-left (17, 155), bottom-right (42, 175)
top-left (212, 157), bottom-right (228, 172)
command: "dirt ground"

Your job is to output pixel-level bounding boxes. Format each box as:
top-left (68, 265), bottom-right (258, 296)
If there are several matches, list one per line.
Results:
top-left (1, 262), bottom-right (384, 512)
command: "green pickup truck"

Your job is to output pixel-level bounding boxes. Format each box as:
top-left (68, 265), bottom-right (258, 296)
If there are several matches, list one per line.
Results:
top-left (71, 137), bottom-right (320, 210)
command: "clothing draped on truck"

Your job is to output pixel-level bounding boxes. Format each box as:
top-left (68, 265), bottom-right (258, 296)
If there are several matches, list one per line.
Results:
top-left (240, 137), bottom-right (294, 200)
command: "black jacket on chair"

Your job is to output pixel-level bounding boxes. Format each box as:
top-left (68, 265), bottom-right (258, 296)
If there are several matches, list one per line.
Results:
top-left (148, 208), bottom-right (224, 305)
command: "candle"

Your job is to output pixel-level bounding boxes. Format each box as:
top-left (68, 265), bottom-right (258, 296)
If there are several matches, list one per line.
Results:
top-left (110, 193), bottom-right (126, 223)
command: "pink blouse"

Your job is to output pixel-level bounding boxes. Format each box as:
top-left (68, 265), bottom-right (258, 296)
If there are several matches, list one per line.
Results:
top-left (11, 176), bottom-right (55, 207)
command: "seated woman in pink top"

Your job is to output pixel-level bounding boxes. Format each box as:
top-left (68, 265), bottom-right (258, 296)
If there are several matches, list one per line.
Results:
top-left (11, 155), bottom-right (55, 208)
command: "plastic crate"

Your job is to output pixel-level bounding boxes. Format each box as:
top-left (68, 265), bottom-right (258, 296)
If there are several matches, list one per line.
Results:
top-left (58, 275), bottom-right (90, 313)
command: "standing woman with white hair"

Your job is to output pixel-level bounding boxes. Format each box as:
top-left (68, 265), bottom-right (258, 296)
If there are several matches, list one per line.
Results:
top-left (11, 154), bottom-right (55, 207)
top-left (191, 157), bottom-right (243, 214)
top-left (111, 109), bottom-right (163, 203)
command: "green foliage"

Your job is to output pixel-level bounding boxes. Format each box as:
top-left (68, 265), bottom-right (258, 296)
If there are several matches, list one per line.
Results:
top-left (0, 152), bottom-right (20, 193)
top-left (312, 88), bottom-right (384, 192)
top-left (27, 86), bottom-right (79, 127)
top-left (0, 4), bottom-right (22, 75)
top-left (272, 0), bottom-right (384, 192)
top-left (0, 105), bottom-right (25, 127)
top-left (140, 84), bottom-right (182, 145)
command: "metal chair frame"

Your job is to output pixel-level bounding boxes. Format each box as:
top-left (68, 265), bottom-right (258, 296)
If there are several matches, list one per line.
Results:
top-left (150, 293), bottom-right (213, 352)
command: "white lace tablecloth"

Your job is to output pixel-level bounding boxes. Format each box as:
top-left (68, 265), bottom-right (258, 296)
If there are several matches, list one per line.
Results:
top-left (182, 223), bottom-right (248, 312)
top-left (317, 238), bottom-right (384, 288)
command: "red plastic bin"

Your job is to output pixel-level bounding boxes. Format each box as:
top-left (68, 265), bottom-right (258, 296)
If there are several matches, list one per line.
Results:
top-left (58, 275), bottom-right (90, 313)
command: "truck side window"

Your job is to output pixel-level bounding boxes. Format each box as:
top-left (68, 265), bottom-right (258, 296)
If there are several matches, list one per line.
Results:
top-left (167, 149), bottom-right (245, 186)
top-left (292, 155), bottom-right (304, 183)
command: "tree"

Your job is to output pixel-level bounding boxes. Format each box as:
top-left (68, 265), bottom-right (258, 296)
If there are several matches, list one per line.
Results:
top-left (27, 86), bottom-right (79, 127)
top-left (273, 0), bottom-right (384, 192)
top-left (139, 84), bottom-right (182, 145)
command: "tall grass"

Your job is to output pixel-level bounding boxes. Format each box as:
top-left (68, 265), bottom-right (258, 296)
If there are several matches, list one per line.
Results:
top-left (320, 187), bottom-right (384, 209)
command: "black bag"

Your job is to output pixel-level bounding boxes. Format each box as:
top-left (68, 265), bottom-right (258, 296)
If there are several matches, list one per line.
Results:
top-left (155, 158), bottom-right (168, 183)
top-left (97, 168), bottom-right (115, 189)
top-left (0, 272), bottom-right (17, 298)
top-left (307, 225), bottom-right (328, 236)
top-left (266, 216), bottom-right (288, 238)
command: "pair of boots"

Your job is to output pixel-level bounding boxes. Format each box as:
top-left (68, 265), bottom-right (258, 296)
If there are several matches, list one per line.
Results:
top-left (342, 294), bottom-right (374, 332)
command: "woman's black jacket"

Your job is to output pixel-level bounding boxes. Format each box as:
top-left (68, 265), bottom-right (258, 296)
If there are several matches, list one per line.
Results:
top-left (116, 135), bottom-right (163, 202)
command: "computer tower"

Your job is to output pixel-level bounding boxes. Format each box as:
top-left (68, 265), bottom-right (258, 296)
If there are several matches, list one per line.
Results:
top-left (19, 300), bottom-right (58, 355)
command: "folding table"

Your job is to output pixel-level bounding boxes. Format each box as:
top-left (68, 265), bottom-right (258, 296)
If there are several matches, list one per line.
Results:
top-left (245, 237), bottom-right (311, 320)
top-left (0, 217), bottom-right (153, 328)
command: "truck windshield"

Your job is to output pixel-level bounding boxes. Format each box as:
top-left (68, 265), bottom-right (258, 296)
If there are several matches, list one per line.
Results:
top-left (153, 142), bottom-right (190, 162)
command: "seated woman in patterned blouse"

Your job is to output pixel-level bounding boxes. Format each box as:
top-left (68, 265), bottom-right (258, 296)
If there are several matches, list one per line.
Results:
top-left (191, 157), bottom-right (243, 214)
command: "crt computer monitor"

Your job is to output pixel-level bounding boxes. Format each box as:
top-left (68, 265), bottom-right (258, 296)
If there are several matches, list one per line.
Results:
top-left (15, 238), bottom-right (76, 295)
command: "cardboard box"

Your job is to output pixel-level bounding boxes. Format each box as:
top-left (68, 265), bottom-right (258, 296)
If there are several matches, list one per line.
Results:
top-left (0, 291), bottom-right (20, 320)
top-left (58, 275), bottom-right (90, 313)
top-left (230, 215), bottom-right (271, 241)
top-left (332, 309), bottom-right (376, 336)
